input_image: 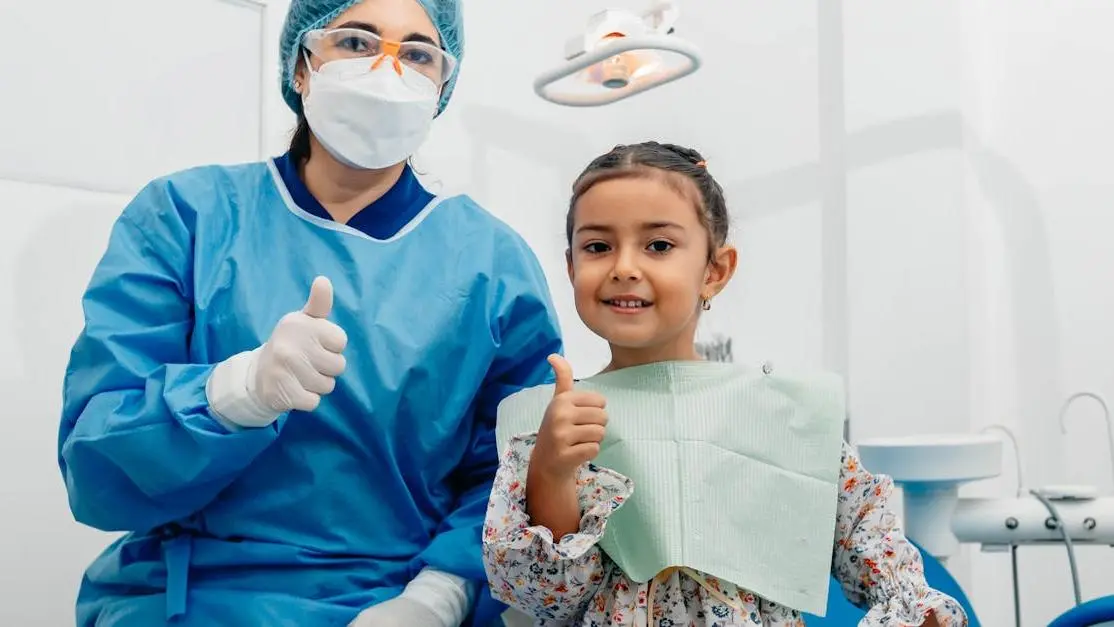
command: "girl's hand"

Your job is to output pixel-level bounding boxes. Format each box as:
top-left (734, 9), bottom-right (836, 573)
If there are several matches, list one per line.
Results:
top-left (525, 355), bottom-right (609, 538)
top-left (528, 355), bottom-right (609, 485)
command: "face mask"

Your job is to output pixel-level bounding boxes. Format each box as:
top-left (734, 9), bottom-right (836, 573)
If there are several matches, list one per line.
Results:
top-left (302, 54), bottom-right (439, 170)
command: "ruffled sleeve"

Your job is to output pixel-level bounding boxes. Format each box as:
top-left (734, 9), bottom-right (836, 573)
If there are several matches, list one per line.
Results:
top-left (482, 433), bottom-right (632, 623)
top-left (831, 443), bottom-right (969, 627)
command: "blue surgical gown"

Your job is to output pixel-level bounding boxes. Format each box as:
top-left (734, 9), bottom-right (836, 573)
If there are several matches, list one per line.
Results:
top-left (58, 154), bottom-right (563, 627)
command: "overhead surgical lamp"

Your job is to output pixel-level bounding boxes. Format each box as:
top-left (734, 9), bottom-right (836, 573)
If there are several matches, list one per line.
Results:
top-left (534, 1), bottom-right (702, 107)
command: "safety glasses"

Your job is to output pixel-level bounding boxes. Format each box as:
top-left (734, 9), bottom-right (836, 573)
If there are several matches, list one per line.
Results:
top-left (302, 28), bottom-right (457, 86)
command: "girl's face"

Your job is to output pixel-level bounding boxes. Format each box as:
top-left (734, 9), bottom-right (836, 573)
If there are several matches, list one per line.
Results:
top-left (567, 174), bottom-right (737, 368)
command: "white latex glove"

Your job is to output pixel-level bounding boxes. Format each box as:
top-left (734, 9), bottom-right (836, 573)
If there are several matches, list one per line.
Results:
top-left (348, 569), bottom-right (474, 627)
top-left (207, 276), bottom-right (348, 429)
top-left (348, 596), bottom-right (445, 627)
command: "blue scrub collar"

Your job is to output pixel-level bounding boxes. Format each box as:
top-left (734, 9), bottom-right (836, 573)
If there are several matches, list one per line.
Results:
top-left (272, 152), bottom-right (434, 240)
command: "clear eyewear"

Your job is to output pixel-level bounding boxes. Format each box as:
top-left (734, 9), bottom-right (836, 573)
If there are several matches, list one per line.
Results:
top-left (302, 28), bottom-right (457, 86)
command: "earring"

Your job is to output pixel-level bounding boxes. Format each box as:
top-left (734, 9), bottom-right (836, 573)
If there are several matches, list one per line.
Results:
top-left (294, 79), bottom-right (303, 91)
top-left (701, 298), bottom-right (712, 311)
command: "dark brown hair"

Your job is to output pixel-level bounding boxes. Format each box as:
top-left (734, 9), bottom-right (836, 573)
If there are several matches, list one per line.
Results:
top-left (566, 142), bottom-right (729, 258)
top-left (290, 113), bottom-right (313, 164)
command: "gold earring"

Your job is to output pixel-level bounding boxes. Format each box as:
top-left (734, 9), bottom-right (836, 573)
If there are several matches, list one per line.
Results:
top-left (294, 79), bottom-right (303, 91)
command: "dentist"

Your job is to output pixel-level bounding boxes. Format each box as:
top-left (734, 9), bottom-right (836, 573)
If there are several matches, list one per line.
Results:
top-left (58, 0), bottom-right (562, 625)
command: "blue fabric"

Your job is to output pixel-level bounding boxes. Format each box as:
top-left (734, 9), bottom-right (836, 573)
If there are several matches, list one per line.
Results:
top-left (279, 0), bottom-right (463, 115)
top-left (802, 541), bottom-right (980, 626)
top-left (1050, 596), bottom-right (1114, 627)
top-left (59, 160), bottom-right (562, 627)
top-left (272, 152), bottom-right (433, 239)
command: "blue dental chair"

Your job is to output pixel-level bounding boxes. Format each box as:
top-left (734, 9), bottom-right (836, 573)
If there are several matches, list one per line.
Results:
top-left (803, 541), bottom-right (980, 626)
top-left (1048, 596), bottom-right (1114, 627)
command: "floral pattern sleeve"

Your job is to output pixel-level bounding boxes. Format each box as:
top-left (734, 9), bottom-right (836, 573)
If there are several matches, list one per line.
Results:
top-left (831, 442), bottom-right (969, 626)
top-left (482, 433), bottom-right (633, 623)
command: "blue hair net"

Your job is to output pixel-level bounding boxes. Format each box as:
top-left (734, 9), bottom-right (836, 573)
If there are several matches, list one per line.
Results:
top-left (279, 0), bottom-right (463, 116)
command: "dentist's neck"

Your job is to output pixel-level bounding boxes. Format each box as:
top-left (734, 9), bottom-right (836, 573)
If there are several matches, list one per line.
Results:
top-left (301, 134), bottom-right (406, 225)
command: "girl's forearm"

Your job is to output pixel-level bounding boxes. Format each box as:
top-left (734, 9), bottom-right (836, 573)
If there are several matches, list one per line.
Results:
top-left (525, 467), bottom-right (582, 540)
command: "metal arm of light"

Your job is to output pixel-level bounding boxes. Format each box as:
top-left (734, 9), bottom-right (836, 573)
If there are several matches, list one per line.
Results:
top-left (533, 35), bottom-right (702, 107)
top-left (1058, 390), bottom-right (1114, 488)
top-left (980, 423), bottom-right (1025, 497)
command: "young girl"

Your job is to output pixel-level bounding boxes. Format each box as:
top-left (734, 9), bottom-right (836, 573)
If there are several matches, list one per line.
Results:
top-left (481, 141), bottom-right (968, 627)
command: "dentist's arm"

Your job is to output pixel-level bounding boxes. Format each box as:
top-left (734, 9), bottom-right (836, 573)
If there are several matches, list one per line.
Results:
top-left (60, 178), bottom-right (345, 533)
top-left (409, 237), bottom-right (563, 627)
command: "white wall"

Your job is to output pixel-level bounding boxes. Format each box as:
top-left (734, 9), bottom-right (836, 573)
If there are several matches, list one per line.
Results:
top-left (962, 2), bottom-right (1114, 624)
top-left (3, 0), bottom-right (1112, 625)
top-left (845, 0), bottom-right (1114, 625)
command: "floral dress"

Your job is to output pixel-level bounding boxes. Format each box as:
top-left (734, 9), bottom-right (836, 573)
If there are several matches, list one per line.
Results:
top-left (482, 435), bottom-right (969, 626)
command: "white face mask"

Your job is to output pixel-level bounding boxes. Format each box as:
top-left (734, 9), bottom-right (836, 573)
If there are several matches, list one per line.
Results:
top-left (302, 54), bottom-right (439, 170)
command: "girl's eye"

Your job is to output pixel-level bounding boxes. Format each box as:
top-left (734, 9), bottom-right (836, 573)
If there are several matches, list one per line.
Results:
top-left (584, 242), bottom-right (610, 254)
top-left (648, 240), bottom-right (673, 253)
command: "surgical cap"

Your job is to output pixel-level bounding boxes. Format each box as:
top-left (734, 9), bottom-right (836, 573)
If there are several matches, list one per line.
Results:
top-left (279, 0), bottom-right (464, 116)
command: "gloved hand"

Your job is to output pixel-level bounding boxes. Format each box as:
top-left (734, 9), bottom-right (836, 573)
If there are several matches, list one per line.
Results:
top-left (207, 276), bottom-right (348, 429)
top-left (348, 569), bottom-right (474, 627)
top-left (347, 596), bottom-right (445, 627)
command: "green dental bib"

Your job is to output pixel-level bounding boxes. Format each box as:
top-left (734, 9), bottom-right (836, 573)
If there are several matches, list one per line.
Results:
top-left (495, 361), bottom-right (845, 615)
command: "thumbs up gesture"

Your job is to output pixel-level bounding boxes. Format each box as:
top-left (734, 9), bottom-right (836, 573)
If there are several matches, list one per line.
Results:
top-left (529, 355), bottom-right (609, 483)
top-left (246, 276), bottom-right (349, 415)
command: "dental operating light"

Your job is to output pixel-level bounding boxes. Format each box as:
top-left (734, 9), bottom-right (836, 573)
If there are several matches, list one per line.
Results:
top-left (534, 1), bottom-right (702, 107)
